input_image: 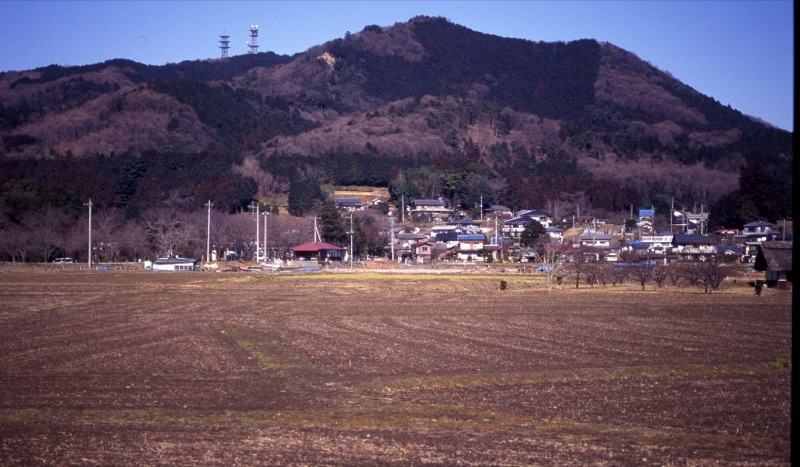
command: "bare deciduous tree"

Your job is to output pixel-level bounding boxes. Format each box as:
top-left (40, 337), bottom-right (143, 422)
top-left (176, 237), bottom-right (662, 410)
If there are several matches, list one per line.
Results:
top-left (651, 262), bottom-right (670, 288)
top-left (21, 207), bottom-right (74, 262)
top-left (628, 261), bottom-right (655, 291)
top-left (141, 209), bottom-right (196, 258)
top-left (93, 208), bottom-right (125, 262)
top-left (0, 225), bottom-right (32, 262)
top-left (683, 255), bottom-right (729, 293)
top-left (536, 237), bottom-right (569, 289)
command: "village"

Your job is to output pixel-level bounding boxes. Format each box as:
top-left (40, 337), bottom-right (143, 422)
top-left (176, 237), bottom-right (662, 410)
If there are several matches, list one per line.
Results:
top-left (141, 193), bottom-right (792, 293)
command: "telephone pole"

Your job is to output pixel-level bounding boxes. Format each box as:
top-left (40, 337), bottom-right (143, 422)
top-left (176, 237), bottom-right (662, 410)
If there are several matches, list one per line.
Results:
top-left (205, 200), bottom-right (212, 263)
top-left (349, 213), bottom-right (354, 268)
top-left (390, 217), bottom-right (395, 261)
top-left (249, 201), bottom-right (259, 261)
top-left (264, 211), bottom-right (269, 263)
top-left (84, 199), bottom-right (92, 268)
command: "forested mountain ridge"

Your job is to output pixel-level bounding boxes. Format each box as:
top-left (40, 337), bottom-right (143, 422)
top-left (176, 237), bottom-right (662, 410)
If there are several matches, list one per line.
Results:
top-left (0, 16), bottom-right (792, 229)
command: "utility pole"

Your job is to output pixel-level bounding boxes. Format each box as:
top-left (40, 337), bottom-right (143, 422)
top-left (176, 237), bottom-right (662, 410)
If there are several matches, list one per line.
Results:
top-left (480, 195), bottom-right (483, 221)
top-left (85, 199), bottom-right (92, 268)
top-left (401, 195), bottom-right (404, 223)
top-left (249, 201), bottom-right (259, 261)
top-left (683, 206), bottom-right (687, 233)
top-left (205, 200), bottom-right (212, 264)
top-left (670, 197), bottom-right (674, 233)
top-left (390, 217), bottom-right (395, 261)
top-left (264, 211), bottom-right (269, 263)
top-left (349, 213), bottom-right (354, 268)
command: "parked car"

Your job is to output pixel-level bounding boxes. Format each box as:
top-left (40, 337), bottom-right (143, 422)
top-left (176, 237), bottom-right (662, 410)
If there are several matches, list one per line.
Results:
top-left (53, 257), bottom-right (75, 263)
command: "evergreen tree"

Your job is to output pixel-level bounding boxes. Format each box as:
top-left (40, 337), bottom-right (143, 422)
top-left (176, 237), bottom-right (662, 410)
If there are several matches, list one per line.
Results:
top-left (318, 202), bottom-right (348, 246)
top-left (287, 178), bottom-right (323, 217)
top-left (520, 219), bottom-right (546, 247)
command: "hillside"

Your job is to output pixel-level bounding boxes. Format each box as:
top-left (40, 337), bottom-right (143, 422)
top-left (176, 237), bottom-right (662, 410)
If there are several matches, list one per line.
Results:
top-left (0, 16), bottom-right (792, 228)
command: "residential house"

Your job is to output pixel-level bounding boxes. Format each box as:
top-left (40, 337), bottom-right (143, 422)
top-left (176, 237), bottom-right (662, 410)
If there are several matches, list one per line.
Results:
top-left (448, 218), bottom-right (482, 234)
top-left (573, 231), bottom-right (612, 249)
top-left (389, 232), bottom-right (428, 262)
top-left (484, 205), bottom-right (513, 219)
top-left (516, 210), bottom-right (554, 228)
top-left (455, 234), bottom-right (486, 262)
top-left (502, 210), bottom-right (553, 239)
top-left (545, 226), bottom-right (564, 241)
top-left (335, 198), bottom-right (364, 211)
top-left (291, 241), bottom-right (346, 262)
top-left (736, 220), bottom-right (776, 260)
top-left (754, 241), bottom-right (792, 289)
top-left (637, 208), bottom-right (655, 235)
top-left (411, 240), bottom-right (433, 263)
top-left (397, 232), bottom-right (428, 244)
top-left (631, 234), bottom-right (674, 255)
top-left (485, 236), bottom-right (512, 261)
top-left (431, 227), bottom-right (460, 248)
top-left (670, 234), bottom-right (718, 261)
top-left (742, 220), bottom-right (774, 236)
top-left (411, 198), bottom-right (452, 222)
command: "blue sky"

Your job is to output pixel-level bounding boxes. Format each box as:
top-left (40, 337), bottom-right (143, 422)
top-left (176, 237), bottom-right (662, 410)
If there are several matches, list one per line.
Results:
top-left (0, 1), bottom-right (793, 131)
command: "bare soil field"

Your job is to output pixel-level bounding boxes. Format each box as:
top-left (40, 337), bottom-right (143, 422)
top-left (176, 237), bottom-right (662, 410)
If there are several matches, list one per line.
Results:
top-left (0, 269), bottom-right (791, 465)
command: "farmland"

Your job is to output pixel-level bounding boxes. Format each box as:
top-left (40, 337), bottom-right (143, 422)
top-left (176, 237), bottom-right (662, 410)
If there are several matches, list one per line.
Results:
top-left (0, 269), bottom-right (792, 465)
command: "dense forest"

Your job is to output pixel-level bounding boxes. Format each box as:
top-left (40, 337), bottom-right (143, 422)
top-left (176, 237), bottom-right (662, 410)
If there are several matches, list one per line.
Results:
top-left (0, 16), bottom-right (792, 261)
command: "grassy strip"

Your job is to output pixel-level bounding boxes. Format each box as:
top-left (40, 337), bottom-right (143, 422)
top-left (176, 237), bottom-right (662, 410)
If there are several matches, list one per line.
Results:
top-left (360, 361), bottom-right (787, 394)
top-left (0, 399), bottom-right (786, 454)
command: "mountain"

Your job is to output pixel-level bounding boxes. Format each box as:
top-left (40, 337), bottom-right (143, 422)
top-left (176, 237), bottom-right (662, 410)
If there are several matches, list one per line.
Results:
top-left (0, 16), bottom-right (792, 227)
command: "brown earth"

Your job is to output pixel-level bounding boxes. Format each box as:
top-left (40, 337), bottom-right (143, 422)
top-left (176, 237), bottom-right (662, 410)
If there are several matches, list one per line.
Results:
top-left (0, 269), bottom-right (791, 465)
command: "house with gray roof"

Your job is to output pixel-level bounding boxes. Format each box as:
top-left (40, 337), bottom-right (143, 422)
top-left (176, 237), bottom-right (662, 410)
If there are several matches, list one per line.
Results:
top-left (754, 241), bottom-right (792, 289)
top-left (411, 198), bottom-right (452, 222)
top-left (671, 234), bottom-right (718, 261)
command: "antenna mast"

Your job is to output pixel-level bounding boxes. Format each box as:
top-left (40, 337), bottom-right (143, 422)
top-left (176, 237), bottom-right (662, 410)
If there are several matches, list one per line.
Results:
top-left (248, 24), bottom-right (259, 54)
top-left (219, 32), bottom-right (230, 59)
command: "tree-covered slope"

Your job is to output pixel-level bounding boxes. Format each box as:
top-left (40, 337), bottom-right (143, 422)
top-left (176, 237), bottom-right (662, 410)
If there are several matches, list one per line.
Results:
top-left (0, 16), bottom-right (791, 224)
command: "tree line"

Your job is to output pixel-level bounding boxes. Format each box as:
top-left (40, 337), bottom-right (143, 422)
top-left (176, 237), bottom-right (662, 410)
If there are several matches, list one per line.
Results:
top-left (0, 202), bottom-right (390, 264)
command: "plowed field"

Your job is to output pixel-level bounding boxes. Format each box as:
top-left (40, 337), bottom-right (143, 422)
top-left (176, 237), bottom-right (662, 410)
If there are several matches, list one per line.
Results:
top-left (0, 270), bottom-right (791, 465)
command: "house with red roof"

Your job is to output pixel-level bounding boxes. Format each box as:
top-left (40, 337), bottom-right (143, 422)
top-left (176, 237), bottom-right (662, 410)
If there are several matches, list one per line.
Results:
top-left (291, 241), bottom-right (346, 262)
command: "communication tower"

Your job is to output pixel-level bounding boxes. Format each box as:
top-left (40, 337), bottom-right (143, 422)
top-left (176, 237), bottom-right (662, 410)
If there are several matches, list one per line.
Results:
top-left (248, 24), bottom-right (259, 54)
top-left (219, 33), bottom-right (230, 59)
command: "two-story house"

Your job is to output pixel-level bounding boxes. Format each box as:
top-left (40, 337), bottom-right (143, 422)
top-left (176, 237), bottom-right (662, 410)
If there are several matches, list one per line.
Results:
top-left (411, 198), bottom-right (452, 222)
top-left (455, 234), bottom-right (487, 262)
top-left (502, 210), bottom-right (553, 240)
top-left (637, 208), bottom-right (655, 235)
top-left (671, 233), bottom-right (718, 261)
top-left (736, 220), bottom-right (776, 261)
top-left (573, 232), bottom-right (612, 249)
top-left (411, 241), bottom-right (434, 263)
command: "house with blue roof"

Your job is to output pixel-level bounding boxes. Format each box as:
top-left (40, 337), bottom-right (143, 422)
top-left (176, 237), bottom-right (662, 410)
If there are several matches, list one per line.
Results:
top-left (455, 234), bottom-right (487, 262)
